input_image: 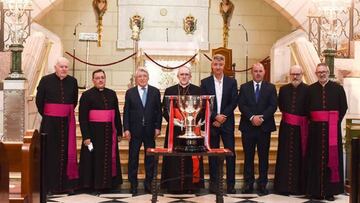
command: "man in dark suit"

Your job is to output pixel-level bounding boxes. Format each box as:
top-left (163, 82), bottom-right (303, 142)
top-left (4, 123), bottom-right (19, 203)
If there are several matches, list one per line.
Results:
top-left (200, 54), bottom-right (238, 194)
top-left (238, 62), bottom-right (277, 195)
top-left (123, 67), bottom-right (162, 195)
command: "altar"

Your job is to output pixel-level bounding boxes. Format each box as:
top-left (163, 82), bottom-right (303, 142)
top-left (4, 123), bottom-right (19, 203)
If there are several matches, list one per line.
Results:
top-left (138, 41), bottom-right (200, 89)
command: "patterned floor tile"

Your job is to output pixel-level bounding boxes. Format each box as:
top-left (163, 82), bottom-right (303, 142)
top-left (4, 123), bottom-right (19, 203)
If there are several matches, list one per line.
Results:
top-left (185, 194), bottom-right (245, 203)
top-left (302, 194), bottom-right (349, 203)
top-left (251, 194), bottom-right (306, 203)
top-left (119, 194), bottom-right (178, 203)
top-left (51, 194), bottom-right (112, 203)
top-left (99, 193), bottom-right (132, 198)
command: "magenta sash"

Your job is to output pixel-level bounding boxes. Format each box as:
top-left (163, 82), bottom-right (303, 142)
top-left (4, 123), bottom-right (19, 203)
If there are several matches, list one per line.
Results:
top-left (282, 112), bottom-right (308, 159)
top-left (310, 110), bottom-right (340, 183)
top-left (89, 110), bottom-right (117, 177)
top-left (44, 103), bottom-right (79, 180)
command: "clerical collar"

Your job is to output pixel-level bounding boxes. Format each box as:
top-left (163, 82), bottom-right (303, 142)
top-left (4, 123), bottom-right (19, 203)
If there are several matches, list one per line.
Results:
top-left (178, 83), bottom-right (190, 88)
top-left (95, 87), bottom-right (105, 91)
top-left (177, 83), bottom-right (190, 96)
top-left (319, 80), bottom-right (329, 87)
top-left (54, 73), bottom-right (67, 80)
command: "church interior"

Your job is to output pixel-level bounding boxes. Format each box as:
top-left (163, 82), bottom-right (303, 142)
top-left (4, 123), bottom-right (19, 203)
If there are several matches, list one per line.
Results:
top-left (0, 0), bottom-right (360, 202)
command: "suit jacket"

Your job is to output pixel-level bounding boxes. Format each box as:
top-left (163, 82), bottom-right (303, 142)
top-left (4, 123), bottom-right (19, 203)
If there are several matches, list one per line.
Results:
top-left (123, 85), bottom-right (162, 136)
top-left (200, 75), bottom-right (238, 128)
top-left (238, 80), bottom-right (277, 132)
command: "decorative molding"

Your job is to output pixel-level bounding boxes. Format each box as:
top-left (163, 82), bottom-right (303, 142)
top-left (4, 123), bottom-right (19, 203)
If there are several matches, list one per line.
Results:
top-left (117, 0), bottom-right (209, 50)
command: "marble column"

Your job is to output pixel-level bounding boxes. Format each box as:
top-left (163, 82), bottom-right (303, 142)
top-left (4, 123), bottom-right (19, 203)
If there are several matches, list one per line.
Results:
top-left (2, 79), bottom-right (27, 142)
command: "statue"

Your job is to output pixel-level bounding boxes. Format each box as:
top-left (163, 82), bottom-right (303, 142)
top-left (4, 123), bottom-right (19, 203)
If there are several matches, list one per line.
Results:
top-left (92, 0), bottom-right (108, 47)
top-left (129, 14), bottom-right (144, 41)
top-left (219, 0), bottom-right (234, 47)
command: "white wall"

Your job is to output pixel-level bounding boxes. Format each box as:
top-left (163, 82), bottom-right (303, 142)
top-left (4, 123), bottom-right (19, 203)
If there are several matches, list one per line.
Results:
top-left (37, 0), bottom-right (293, 89)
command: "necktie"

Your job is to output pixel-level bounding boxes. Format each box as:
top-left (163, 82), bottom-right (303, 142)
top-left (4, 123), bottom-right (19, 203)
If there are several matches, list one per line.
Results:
top-left (141, 87), bottom-right (147, 107)
top-left (255, 83), bottom-right (260, 103)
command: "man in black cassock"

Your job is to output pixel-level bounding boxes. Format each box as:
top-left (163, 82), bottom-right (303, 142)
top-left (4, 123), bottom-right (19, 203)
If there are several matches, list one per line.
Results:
top-left (78, 69), bottom-right (122, 194)
top-left (274, 65), bottom-right (309, 195)
top-left (306, 63), bottom-right (348, 201)
top-left (160, 66), bottom-right (204, 194)
top-left (123, 67), bottom-right (162, 195)
top-left (36, 57), bottom-right (79, 195)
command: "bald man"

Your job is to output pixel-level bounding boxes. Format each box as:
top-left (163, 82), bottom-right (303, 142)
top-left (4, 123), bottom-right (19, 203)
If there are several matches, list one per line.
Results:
top-left (238, 62), bottom-right (277, 196)
top-left (36, 57), bottom-right (79, 195)
top-left (161, 66), bottom-right (205, 194)
top-left (274, 65), bottom-right (309, 196)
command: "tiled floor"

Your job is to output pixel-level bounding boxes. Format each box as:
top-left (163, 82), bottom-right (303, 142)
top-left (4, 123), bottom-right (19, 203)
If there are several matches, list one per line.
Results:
top-left (47, 192), bottom-right (349, 203)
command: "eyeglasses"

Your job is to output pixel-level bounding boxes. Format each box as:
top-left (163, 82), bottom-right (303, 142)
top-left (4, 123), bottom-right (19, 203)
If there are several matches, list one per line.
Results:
top-left (315, 71), bottom-right (328, 75)
top-left (290, 73), bottom-right (302, 76)
top-left (179, 73), bottom-right (190, 76)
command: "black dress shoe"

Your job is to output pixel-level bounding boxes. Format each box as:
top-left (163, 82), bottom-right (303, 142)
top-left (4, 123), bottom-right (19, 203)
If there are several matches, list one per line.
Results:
top-left (209, 184), bottom-right (217, 194)
top-left (241, 184), bottom-right (253, 194)
top-left (325, 195), bottom-right (335, 201)
top-left (257, 186), bottom-right (268, 196)
top-left (144, 183), bottom-right (152, 194)
top-left (130, 185), bottom-right (138, 196)
top-left (227, 186), bottom-right (236, 194)
top-left (68, 190), bottom-right (75, 196)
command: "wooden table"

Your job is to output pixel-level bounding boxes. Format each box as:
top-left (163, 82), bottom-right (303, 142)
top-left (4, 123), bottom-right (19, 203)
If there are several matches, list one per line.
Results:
top-left (146, 148), bottom-right (233, 203)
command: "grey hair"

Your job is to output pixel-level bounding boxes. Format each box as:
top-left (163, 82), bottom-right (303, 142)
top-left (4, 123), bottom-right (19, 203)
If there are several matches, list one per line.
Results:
top-left (289, 65), bottom-right (303, 74)
top-left (55, 57), bottom-right (70, 66)
top-left (135, 67), bottom-right (149, 77)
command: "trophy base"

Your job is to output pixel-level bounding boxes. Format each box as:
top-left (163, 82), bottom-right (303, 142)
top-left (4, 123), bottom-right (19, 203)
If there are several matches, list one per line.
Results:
top-left (175, 136), bottom-right (207, 152)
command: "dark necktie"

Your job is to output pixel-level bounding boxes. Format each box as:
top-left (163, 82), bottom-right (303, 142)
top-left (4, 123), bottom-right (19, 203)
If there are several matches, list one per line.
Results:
top-left (255, 83), bottom-right (260, 103)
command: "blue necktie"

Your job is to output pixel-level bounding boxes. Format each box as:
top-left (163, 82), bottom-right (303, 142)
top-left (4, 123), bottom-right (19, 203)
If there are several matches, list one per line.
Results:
top-left (255, 83), bottom-right (260, 103)
top-left (141, 87), bottom-right (147, 107)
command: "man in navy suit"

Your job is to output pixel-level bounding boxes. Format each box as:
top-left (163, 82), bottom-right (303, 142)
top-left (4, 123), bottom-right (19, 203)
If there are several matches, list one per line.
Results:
top-left (200, 54), bottom-right (238, 194)
top-left (238, 62), bottom-right (277, 195)
top-left (123, 67), bottom-right (162, 195)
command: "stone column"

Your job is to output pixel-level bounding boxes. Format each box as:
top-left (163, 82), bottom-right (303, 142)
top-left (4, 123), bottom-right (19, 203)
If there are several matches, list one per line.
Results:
top-left (2, 79), bottom-right (27, 142)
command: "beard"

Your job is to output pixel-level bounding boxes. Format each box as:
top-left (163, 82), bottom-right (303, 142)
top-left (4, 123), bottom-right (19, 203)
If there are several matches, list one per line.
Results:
top-left (291, 80), bottom-right (301, 87)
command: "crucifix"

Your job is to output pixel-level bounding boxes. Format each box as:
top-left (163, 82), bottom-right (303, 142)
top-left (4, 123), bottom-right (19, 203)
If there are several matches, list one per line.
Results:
top-left (92, 0), bottom-right (107, 47)
top-left (220, 0), bottom-right (234, 48)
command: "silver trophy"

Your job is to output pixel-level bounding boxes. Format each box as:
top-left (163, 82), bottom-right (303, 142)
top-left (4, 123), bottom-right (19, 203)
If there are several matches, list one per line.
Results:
top-left (177, 95), bottom-right (203, 138)
top-left (165, 95), bottom-right (214, 152)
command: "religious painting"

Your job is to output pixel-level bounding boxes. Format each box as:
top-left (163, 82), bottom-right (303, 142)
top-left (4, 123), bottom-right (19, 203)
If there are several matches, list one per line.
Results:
top-left (129, 14), bottom-right (144, 41)
top-left (183, 15), bottom-right (197, 35)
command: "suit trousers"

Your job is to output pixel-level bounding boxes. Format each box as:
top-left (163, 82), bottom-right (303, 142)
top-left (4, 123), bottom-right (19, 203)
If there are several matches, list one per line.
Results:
top-left (128, 125), bottom-right (155, 186)
top-left (209, 125), bottom-right (236, 187)
top-left (241, 128), bottom-right (271, 187)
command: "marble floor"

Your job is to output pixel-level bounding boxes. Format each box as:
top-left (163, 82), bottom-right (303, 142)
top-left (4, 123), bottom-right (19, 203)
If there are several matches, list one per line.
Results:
top-left (47, 192), bottom-right (349, 203)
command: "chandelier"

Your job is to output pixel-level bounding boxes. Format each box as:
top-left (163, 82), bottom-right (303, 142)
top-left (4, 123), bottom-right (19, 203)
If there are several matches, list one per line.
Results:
top-left (313, 0), bottom-right (351, 21)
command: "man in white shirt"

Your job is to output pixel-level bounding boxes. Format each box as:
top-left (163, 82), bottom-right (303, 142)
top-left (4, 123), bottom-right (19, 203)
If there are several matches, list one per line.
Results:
top-left (200, 54), bottom-right (238, 194)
